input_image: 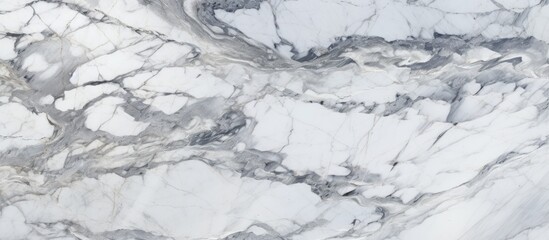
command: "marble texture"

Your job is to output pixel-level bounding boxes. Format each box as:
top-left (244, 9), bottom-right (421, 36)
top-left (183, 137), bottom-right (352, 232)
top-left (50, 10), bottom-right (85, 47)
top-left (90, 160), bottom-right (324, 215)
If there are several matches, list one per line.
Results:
top-left (2, 0), bottom-right (549, 239)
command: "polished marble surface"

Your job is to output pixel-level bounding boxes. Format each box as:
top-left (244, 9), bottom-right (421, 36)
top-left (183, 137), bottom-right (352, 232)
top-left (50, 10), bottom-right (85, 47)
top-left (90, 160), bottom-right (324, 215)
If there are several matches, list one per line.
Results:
top-left (2, 0), bottom-right (549, 239)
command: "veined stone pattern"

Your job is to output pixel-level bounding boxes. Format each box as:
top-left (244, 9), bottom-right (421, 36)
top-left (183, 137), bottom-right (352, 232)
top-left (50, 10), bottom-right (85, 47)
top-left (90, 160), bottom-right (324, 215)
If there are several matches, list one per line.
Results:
top-left (1, 0), bottom-right (549, 239)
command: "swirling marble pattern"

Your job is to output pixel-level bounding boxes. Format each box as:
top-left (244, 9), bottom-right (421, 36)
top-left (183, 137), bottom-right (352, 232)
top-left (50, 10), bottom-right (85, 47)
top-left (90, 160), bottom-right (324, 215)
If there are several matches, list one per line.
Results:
top-left (2, 0), bottom-right (549, 239)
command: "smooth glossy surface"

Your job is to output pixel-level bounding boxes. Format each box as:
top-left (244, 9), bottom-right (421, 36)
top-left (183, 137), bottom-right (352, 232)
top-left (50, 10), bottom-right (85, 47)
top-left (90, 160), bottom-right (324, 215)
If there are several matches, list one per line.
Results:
top-left (2, 0), bottom-right (549, 239)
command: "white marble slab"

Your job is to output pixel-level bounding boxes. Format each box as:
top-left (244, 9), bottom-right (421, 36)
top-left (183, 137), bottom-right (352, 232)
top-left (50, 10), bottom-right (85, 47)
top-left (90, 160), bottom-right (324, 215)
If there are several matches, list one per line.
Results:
top-left (1, 0), bottom-right (549, 239)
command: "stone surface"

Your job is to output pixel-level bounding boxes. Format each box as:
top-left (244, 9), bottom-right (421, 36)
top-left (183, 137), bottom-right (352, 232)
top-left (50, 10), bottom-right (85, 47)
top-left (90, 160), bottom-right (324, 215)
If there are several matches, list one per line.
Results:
top-left (2, 0), bottom-right (549, 239)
